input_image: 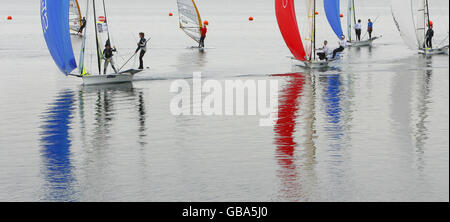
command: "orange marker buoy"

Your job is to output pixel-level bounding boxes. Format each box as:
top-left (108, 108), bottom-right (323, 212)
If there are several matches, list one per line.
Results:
top-left (203, 20), bottom-right (209, 26)
top-left (169, 13), bottom-right (173, 16)
top-left (249, 16), bottom-right (254, 21)
top-left (7, 16), bottom-right (12, 20)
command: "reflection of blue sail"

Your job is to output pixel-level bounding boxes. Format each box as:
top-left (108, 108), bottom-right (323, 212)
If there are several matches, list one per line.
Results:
top-left (324, 0), bottom-right (344, 39)
top-left (40, 0), bottom-right (77, 74)
top-left (325, 75), bottom-right (343, 140)
top-left (40, 90), bottom-right (77, 201)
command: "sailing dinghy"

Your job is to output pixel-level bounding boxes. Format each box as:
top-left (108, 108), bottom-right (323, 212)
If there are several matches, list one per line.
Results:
top-left (346, 0), bottom-right (382, 47)
top-left (276, 0), bottom-right (342, 69)
top-left (391, 0), bottom-right (449, 55)
top-left (177, 0), bottom-right (203, 45)
top-left (41, 0), bottom-right (142, 86)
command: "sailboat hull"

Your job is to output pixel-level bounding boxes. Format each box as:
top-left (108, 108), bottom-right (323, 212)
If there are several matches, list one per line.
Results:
top-left (293, 58), bottom-right (341, 69)
top-left (419, 46), bottom-right (449, 56)
top-left (349, 36), bottom-right (381, 47)
top-left (82, 69), bottom-right (142, 85)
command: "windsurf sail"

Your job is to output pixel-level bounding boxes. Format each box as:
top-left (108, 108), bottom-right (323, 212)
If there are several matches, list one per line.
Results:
top-left (324, 0), bottom-right (344, 39)
top-left (41, 0), bottom-right (77, 75)
top-left (69, 0), bottom-right (82, 32)
top-left (275, 0), bottom-right (308, 61)
top-left (177, 0), bottom-right (203, 43)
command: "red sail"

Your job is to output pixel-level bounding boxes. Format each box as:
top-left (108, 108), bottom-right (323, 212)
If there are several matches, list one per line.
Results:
top-left (275, 0), bottom-right (307, 61)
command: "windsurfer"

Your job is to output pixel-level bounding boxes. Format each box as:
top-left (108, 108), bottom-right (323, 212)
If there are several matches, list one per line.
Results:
top-left (332, 35), bottom-right (347, 59)
top-left (103, 44), bottom-right (117, 74)
top-left (317, 41), bottom-right (330, 61)
top-left (136, 32), bottom-right (148, 70)
top-left (355, 19), bottom-right (362, 41)
top-left (199, 25), bottom-right (207, 48)
top-left (78, 17), bottom-right (86, 35)
top-left (425, 22), bottom-right (434, 49)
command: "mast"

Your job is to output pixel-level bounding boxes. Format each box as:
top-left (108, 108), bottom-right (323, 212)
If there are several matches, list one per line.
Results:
top-left (79, 0), bottom-right (90, 75)
top-left (93, 0), bottom-right (101, 74)
top-left (425, 0), bottom-right (431, 41)
top-left (313, 0), bottom-right (316, 61)
top-left (347, 0), bottom-right (352, 41)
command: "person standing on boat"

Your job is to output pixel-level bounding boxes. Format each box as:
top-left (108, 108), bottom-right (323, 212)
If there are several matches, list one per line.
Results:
top-left (77, 17), bottom-right (86, 35)
top-left (199, 25), bottom-right (207, 48)
top-left (355, 20), bottom-right (362, 41)
top-left (368, 19), bottom-right (374, 39)
top-left (332, 35), bottom-right (347, 59)
top-left (136, 32), bottom-right (148, 70)
top-left (425, 22), bottom-right (434, 49)
top-left (317, 40), bottom-right (330, 61)
top-left (103, 44), bottom-right (118, 74)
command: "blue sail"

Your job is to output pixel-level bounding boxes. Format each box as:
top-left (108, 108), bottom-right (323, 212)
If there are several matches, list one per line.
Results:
top-left (40, 0), bottom-right (77, 75)
top-left (324, 0), bottom-right (344, 39)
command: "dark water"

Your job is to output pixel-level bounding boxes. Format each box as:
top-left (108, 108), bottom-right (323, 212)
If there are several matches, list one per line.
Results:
top-left (0, 0), bottom-right (448, 201)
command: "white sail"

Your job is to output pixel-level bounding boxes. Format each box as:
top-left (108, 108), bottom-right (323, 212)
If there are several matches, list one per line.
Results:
top-left (177, 0), bottom-right (203, 43)
top-left (391, 0), bottom-right (421, 50)
top-left (416, 0), bottom-right (427, 48)
top-left (69, 0), bottom-right (82, 32)
top-left (303, 0), bottom-right (315, 60)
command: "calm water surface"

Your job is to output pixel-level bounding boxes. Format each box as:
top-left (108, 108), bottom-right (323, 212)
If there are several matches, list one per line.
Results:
top-left (0, 0), bottom-right (448, 201)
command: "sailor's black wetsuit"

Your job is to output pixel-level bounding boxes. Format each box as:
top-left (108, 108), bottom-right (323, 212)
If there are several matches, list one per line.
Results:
top-left (425, 28), bottom-right (434, 48)
top-left (103, 47), bottom-right (117, 74)
top-left (78, 18), bottom-right (86, 34)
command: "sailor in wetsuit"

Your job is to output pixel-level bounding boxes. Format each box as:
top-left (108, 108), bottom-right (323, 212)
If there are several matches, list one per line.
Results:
top-left (136, 32), bottom-right (148, 70)
top-left (317, 40), bottom-right (330, 61)
top-left (332, 35), bottom-right (347, 59)
top-left (367, 19), bottom-right (374, 39)
top-left (355, 19), bottom-right (362, 41)
top-left (103, 43), bottom-right (117, 74)
top-left (78, 17), bottom-right (86, 35)
top-left (425, 22), bottom-right (434, 49)
top-left (199, 25), bottom-right (207, 48)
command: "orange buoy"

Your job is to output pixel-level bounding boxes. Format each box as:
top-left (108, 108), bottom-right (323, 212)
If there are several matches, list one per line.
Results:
top-left (169, 13), bottom-right (173, 16)
top-left (340, 14), bottom-right (344, 18)
top-left (249, 16), bottom-right (254, 21)
top-left (7, 16), bottom-right (12, 20)
top-left (203, 20), bottom-right (209, 26)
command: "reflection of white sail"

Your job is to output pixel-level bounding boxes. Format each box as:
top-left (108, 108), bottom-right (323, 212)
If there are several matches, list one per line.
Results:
top-left (177, 0), bottom-right (203, 43)
top-left (69, 0), bottom-right (82, 32)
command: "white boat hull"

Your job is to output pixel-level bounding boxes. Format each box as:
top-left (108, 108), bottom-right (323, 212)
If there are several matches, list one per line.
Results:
top-left (419, 46), bottom-right (449, 56)
top-left (349, 36), bottom-right (381, 47)
top-left (291, 54), bottom-right (342, 69)
top-left (81, 69), bottom-right (142, 86)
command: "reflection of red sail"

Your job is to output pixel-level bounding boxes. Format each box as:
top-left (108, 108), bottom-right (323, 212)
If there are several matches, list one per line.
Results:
top-left (275, 0), bottom-right (307, 61)
top-left (274, 73), bottom-right (305, 169)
